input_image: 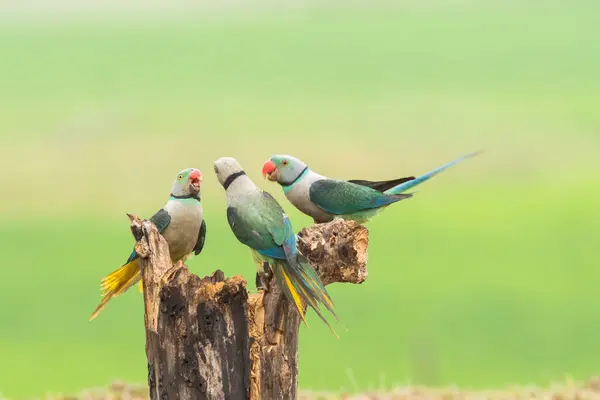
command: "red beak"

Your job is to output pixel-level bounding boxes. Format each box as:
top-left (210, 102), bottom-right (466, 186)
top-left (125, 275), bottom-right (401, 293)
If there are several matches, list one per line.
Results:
top-left (189, 169), bottom-right (202, 181)
top-left (262, 160), bottom-right (276, 177)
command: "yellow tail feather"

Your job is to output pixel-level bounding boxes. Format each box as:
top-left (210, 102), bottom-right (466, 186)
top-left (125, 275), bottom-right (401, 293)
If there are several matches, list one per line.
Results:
top-left (298, 267), bottom-right (337, 318)
top-left (280, 267), bottom-right (309, 327)
top-left (292, 275), bottom-right (340, 339)
top-left (89, 259), bottom-right (140, 321)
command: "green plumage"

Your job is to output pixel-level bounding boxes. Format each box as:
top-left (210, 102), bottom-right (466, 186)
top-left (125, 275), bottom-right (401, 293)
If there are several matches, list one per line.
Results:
top-left (309, 179), bottom-right (411, 215)
top-left (227, 192), bottom-right (340, 332)
top-left (226, 192), bottom-right (291, 252)
top-left (193, 220), bottom-right (207, 255)
top-left (150, 209), bottom-right (172, 232)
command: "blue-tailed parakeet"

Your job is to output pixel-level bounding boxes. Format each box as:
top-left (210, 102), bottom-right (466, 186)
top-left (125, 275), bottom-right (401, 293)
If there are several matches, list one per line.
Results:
top-left (262, 152), bottom-right (480, 224)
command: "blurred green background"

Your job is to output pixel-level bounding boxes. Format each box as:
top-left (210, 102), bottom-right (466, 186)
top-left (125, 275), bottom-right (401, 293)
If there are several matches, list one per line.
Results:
top-left (1, 1), bottom-right (599, 398)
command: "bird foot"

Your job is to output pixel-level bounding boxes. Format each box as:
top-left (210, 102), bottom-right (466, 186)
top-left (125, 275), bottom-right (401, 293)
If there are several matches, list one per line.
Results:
top-left (255, 272), bottom-right (266, 291)
top-left (256, 262), bottom-right (273, 292)
top-left (296, 235), bottom-right (309, 245)
top-left (263, 261), bottom-right (272, 278)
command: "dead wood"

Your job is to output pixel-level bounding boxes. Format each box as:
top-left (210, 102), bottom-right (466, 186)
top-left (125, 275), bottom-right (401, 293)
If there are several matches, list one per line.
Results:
top-left (130, 216), bottom-right (369, 400)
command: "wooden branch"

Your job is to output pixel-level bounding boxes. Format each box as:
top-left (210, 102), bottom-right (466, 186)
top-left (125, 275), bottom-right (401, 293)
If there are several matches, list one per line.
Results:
top-left (130, 215), bottom-right (369, 400)
top-left (297, 219), bottom-right (369, 286)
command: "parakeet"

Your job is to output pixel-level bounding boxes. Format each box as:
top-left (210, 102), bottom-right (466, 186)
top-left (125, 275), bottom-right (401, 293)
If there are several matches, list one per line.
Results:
top-left (89, 168), bottom-right (206, 321)
top-left (262, 152), bottom-right (480, 224)
top-left (213, 157), bottom-right (339, 333)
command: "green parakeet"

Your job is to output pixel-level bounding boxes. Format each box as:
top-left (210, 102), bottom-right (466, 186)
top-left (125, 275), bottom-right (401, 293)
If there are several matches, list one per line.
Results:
top-left (213, 157), bottom-right (339, 334)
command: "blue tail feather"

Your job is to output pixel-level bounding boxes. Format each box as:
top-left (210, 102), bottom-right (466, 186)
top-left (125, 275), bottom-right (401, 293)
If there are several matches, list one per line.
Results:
top-left (384, 151), bottom-right (482, 195)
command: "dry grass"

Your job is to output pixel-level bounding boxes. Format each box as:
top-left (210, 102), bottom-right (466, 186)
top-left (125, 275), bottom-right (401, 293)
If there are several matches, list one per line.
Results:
top-left (14, 377), bottom-right (600, 400)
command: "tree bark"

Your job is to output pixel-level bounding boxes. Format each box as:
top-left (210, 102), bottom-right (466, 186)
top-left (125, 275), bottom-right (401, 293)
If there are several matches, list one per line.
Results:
top-left (129, 215), bottom-right (368, 400)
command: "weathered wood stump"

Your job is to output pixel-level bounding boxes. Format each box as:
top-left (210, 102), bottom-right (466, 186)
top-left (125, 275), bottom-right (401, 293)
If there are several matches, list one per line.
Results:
top-left (129, 214), bottom-right (369, 400)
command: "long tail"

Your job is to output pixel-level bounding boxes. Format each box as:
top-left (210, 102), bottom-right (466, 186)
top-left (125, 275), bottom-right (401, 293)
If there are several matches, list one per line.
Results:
top-left (89, 258), bottom-right (141, 321)
top-left (384, 151), bottom-right (482, 195)
top-left (270, 255), bottom-right (341, 337)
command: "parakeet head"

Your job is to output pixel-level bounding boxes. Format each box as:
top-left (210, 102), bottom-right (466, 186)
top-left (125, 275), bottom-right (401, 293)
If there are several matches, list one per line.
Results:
top-left (262, 155), bottom-right (308, 186)
top-left (214, 157), bottom-right (246, 189)
top-left (171, 168), bottom-right (203, 197)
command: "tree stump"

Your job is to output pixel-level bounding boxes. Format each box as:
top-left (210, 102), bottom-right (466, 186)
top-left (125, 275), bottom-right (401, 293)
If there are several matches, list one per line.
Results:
top-left (129, 214), bottom-right (369, 400)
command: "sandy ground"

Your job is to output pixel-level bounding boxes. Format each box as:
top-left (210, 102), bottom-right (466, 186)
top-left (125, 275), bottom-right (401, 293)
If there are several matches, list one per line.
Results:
top-left (18, 377), bottom-right (600, 400)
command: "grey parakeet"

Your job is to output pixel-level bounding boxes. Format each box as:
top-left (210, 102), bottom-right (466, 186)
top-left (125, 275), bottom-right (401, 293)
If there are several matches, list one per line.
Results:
top-left (89, 168), bottom-right (207, 320)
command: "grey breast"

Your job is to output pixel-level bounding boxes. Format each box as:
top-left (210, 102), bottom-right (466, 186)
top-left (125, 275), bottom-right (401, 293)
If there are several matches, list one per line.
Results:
top-left (285, 174), bottom-right (334, 222)
top-left (162, 202), bottom-right (203, 262)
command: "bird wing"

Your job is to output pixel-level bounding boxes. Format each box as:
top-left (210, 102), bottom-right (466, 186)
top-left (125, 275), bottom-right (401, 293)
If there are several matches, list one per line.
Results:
top-left (309, 179), bottom-right (404, 215)
top-left (226, 192), bottom-right (294, 260)
top-left (193, 219), bottom-right (207, 255)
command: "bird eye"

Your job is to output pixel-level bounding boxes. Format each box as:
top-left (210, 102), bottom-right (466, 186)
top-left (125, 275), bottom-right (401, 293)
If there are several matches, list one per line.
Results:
top-left (282, 160), bottom-right (289, 166)
top-left (178, 175), bottom-right (183, 180)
